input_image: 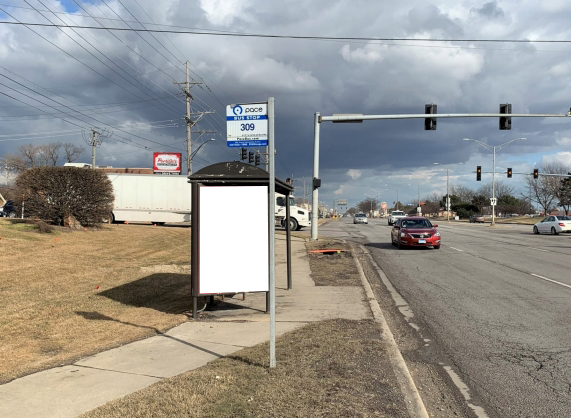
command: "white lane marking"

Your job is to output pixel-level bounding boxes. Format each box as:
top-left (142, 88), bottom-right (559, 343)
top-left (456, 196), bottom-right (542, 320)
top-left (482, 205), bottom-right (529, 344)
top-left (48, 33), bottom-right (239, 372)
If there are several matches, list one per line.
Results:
top-left (449, 246), bottom-right (464, 252)
top-left (442, 366), bottom-right (489, 418)
top-left (531, 273), bottom-right (571, 290)
top-left (530, 247), bottom-right (549, 252)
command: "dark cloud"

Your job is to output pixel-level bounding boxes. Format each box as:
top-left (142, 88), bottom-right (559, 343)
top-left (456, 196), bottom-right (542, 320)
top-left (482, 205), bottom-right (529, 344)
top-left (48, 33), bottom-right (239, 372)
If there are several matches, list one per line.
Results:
top-left (471, 2), bottom-right (505, 19)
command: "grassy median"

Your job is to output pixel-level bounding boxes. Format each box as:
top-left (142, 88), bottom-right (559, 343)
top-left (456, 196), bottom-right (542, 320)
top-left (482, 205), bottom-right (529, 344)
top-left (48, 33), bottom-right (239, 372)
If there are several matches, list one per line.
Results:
top-left (0, 219), bottom-right (192, 384)
top-left (81, 319), bottom-right (407, 418)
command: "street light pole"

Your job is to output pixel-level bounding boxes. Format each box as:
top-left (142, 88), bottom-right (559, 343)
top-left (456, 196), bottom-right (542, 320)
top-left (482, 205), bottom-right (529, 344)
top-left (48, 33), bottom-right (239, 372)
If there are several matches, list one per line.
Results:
top-left (463, 138), bottom-right (526, 226)
top-left (434, 162), bottom-right (464, 222)
top-left (188, 138), bottom-right (215, 164)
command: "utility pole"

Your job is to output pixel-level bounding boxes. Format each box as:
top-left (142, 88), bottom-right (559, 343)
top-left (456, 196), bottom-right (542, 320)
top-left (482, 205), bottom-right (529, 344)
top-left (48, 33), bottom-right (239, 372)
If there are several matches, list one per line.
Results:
top-left (418, 183), bottom-right (421, 215)
top-left (174, 61), bottom-right (213, 175)
top-left (82, 127), bottom-right (111, 168)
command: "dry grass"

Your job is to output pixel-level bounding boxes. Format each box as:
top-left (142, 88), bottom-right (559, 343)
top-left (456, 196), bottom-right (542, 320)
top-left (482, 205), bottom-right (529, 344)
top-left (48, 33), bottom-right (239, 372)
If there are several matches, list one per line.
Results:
top-left (0, 219), bottom-right (192, 383)
top-left (81, 319), bottom-right (407, 418)
top-left (306, 238), bottom-right (361, 286)
top-left (495, 216), bottom-right (540, 224)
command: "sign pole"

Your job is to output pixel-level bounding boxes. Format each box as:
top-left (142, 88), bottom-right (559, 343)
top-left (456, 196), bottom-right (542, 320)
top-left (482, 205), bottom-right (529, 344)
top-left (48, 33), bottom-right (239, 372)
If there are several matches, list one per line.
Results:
top-left (268, 97), bottom-right (276, 368)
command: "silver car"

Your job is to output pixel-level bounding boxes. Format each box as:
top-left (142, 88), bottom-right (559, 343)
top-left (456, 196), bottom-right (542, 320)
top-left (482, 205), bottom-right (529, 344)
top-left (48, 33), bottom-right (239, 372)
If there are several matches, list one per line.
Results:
top-left (353, 213), bottom-right (368, 224)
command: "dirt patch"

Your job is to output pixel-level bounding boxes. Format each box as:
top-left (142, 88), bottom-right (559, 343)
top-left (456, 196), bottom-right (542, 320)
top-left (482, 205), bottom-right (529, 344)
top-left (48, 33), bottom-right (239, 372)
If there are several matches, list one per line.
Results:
top-left (0, 220), bottom-right (191, 384)
top-left (306, 238), bottom-right (360, 286)
top-left (81, 319), bottom-right (408, 418)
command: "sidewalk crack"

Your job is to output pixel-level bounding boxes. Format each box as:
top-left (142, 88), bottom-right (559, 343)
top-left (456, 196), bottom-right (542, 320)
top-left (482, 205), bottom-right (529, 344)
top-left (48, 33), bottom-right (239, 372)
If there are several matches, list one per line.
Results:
top-left (72, 364), bottom-right (163, 380)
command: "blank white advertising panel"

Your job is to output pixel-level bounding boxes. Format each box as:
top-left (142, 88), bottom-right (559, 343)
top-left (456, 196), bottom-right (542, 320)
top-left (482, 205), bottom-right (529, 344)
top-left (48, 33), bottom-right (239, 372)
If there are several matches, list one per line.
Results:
top-left (199, 186), bottom-right (269, 294)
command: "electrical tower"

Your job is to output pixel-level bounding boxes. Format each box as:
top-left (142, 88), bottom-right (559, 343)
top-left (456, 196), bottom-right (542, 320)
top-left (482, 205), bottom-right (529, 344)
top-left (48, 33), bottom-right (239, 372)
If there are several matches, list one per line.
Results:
top-left (174, 61), bottom-right (215, 175)
top-left (82, 127), bottom-right (111, 168)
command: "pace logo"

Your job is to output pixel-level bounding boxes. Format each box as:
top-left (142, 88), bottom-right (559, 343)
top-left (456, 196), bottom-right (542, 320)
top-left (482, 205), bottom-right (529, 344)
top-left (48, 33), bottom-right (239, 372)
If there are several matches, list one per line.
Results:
top-left (232, 105), bottom-right (243, 115)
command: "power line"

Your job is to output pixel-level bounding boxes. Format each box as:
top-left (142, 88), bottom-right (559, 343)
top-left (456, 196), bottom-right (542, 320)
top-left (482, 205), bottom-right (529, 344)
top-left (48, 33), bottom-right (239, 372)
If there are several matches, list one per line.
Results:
top-left (0, 74), bottom-right (183, 152)
top-left (63, 0), bottom-right (190, 113)
top-left (0, 94), bottom-right (181, 109)
top-left (1, 21), bottom-right (571, 44)
top-left (0, 6), bottom-right (181, 120)
top-left (99, 0), bottom-right (185, 74)
top-left (27, 0), bottom-right (184, 118)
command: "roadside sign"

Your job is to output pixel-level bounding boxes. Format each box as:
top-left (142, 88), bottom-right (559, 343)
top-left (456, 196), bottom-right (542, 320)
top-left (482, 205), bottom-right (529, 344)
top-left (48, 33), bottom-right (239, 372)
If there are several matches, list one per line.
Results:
top-left (153, 152), bottom-right (182, 175)
top-left (227, 103), bottom-right (268, 147)
top-left (490, 197), bottom-right (497, 206)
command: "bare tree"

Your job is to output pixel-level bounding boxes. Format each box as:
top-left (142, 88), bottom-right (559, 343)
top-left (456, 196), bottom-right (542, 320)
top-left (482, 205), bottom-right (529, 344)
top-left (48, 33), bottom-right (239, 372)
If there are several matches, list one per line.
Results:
top-left (18, 144), bottom-right (40, 168)
top-left (477, 181), bottom-right (514, 199)
top-left (358, 197), bottom-right (379, 215)
top-left (524, 162), bottom-right (570, 215)
top-left (63, 143), bottom-right (85, 163)
top-left (1, 154), bottom-right (27, 184)
top-left (449, 184), bottom-right (474, 202)
top-left (38, 142), bottom-right (62, 166)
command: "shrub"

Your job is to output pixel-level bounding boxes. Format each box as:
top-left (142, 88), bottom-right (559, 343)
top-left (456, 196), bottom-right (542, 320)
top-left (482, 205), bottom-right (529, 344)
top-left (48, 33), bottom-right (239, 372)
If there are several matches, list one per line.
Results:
top-left (34, 220), bottom-right (54, 233)
top-left (15, 167), bottom-right (114, 227)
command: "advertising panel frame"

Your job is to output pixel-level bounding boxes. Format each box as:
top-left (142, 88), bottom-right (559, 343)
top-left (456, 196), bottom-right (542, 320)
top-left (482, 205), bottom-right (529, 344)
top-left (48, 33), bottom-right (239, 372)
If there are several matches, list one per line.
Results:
top-left (153, 152), bottom-right (182, 175)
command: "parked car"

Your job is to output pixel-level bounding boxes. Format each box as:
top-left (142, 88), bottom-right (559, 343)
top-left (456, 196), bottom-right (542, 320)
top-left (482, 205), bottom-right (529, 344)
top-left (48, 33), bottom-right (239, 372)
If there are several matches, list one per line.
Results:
top-left (391, 217), bottom-right (441, 249)
top-left (0, 200), bottom-right (17, 218)
top-left (469, 214), bottom-right (485, 223)
top-left (353, 213), bottom-right (368, 224)
top-left (533, 216), bottom-right (571, 235)
top-left (388, 210), bottom-right (406, 225)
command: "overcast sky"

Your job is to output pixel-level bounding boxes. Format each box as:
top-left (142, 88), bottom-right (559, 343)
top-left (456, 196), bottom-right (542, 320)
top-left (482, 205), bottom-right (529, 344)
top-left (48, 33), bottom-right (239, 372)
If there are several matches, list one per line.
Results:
top-left (1, 0), bottom-right (571, 207)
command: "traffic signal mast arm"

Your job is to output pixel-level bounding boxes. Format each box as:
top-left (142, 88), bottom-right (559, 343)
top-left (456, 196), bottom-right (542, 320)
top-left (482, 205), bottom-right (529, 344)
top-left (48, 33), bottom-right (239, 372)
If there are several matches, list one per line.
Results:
top-left (473, 170), bottom-right (571, 177)
top-left (320, 111), bottom-right (571, 123)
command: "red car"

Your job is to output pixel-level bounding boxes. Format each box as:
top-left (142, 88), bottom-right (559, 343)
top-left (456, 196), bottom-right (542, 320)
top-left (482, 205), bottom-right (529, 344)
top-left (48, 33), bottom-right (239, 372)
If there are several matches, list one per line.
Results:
top-left (391, 217), bottom-right (441, 249)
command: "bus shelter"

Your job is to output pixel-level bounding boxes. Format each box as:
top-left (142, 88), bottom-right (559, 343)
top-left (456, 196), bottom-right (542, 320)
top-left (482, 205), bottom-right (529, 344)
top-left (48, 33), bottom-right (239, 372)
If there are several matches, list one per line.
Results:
top-left (188, 161), bottom-right (294, 318)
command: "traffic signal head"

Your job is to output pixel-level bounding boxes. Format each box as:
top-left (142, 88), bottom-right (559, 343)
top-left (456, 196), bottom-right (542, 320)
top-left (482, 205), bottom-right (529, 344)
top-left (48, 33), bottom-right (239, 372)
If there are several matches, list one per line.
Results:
top-left (507, 168), bottom-right (512, 178)
top-left (248, 151), bottom-right (254, 164)
top-left (255, 153), bottom-right (260, 166)
top-left (424, 104), bottom-right (437, 130)
top-left (477, 166), bottom-right (482, 181)
top-left (240, 148), bottom-right (247, 160)
top-left (499, 103), bottom-right (512, 130)
top-left (533, 168), bottom-right (539, 179)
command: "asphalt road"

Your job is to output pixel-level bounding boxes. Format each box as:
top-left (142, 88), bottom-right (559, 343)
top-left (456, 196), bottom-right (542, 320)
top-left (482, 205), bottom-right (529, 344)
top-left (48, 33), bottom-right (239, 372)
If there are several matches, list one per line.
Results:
top-left (319, 218), bottom-right (571, 418)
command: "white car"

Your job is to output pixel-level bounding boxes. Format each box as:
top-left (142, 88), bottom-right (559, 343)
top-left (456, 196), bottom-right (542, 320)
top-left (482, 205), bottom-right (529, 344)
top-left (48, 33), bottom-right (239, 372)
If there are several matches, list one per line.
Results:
top-left (353, 213), bottom-right (368, 224)
top-left (533, 215), bottom-right (571, 235)
top-left (388, 210), bottom-right (406, 226)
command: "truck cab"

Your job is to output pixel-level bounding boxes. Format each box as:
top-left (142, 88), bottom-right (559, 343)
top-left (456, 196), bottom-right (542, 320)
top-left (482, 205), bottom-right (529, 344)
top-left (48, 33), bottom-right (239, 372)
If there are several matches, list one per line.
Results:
top-left (275, 194), bottom-right (310, 231)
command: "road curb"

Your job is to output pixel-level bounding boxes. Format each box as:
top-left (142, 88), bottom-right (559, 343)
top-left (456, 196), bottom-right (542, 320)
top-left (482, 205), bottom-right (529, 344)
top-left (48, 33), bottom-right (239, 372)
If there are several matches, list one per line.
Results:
top-left (348, 241), bottom-right (430, 418)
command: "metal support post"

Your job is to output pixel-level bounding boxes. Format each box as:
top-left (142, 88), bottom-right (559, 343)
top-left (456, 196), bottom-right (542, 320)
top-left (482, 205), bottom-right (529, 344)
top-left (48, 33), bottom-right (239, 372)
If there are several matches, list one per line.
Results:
top-left (492, 149), bottom-right (496, 225)
top-left (268, 97), bottom-right (276, 368)
top-left (310, 112), bottom-right (320, 241)
top-left (91, 130), bottom-right (97, 168)
top-left (286, 192), bottom-right (292, 290)
top-left (446, 169), bottom-right (450, 222)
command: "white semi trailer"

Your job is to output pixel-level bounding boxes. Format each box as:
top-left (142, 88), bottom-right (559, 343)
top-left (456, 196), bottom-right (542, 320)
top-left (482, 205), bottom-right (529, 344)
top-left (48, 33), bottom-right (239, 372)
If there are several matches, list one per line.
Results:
top-left (275, 193), bottom-right (310, 231)
top-left (107, 173), bottom-right (191, 224)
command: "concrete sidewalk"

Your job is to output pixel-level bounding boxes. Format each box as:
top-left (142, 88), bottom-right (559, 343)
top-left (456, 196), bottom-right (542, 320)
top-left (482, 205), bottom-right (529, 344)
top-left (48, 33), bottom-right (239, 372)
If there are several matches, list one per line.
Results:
top-left (0, 235), bottom-right (370, 418)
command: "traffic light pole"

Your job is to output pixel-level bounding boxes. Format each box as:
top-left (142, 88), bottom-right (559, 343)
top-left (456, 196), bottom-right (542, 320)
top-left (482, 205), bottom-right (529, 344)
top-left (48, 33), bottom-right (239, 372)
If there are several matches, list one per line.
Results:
top-left (465, 138), bottom-right (526, 226)
top-left (310, 110), bottom-right (571, 240)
